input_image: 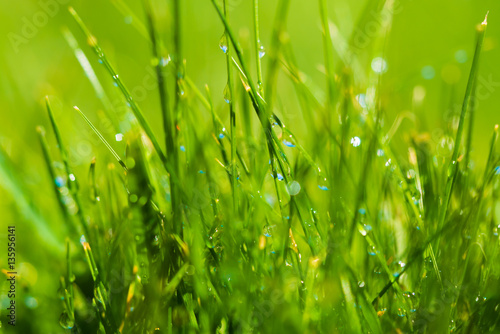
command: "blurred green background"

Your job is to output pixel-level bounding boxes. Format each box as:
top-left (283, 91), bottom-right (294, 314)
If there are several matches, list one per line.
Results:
top-left (0, 0), bottom-right (499, 332)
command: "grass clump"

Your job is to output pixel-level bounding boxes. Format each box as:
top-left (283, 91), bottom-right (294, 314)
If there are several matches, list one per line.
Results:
top-left (2, 1), bottom-right (500, 334)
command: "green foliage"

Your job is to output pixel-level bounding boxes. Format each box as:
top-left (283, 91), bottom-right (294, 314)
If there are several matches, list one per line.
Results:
top-left (2, 1), bottom-right (500, 333)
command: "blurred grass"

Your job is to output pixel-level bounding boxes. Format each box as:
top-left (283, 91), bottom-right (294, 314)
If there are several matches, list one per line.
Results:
top-left (1, 0), bottom-right (500, 333)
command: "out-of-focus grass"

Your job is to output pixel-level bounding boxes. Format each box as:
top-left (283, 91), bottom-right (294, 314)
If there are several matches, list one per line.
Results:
top-left (1, 0), bottom-right (500, 333)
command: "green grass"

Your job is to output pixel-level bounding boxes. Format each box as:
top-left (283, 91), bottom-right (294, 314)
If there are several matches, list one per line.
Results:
top-left (2, 1), bottom-right (500, 333)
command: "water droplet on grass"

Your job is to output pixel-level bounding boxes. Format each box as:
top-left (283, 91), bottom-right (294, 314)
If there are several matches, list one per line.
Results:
top-left (161, 55), bottom-right (171, 67)
top-left (219, 34), bottom-right (228, 53)
top-left (318, 176), bottom-right (329, 191)
top-left (59, 311), bottom-right (74, 329)
top-left (223, 84), bottom-right (231, 103)
top-left (286, 181), bottom-right (301, 196)
top-left (350, 136), bottom-right (361, 147)
top-left (396, 307), bottom-right (406, 317)
top-left (356, 94), bottom-right (367, 108)
top-left (185, 265), bottom-right (196, 275)
top-left (55, 177), bottom-right (64, 188)
top-left (271, 173), bottom-right (284, 181)
top-left (367, 246), bottom-right (376, 256)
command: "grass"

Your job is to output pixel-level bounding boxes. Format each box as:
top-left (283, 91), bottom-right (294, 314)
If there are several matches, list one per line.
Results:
top-left (1, 1), bottom-right (500, 333)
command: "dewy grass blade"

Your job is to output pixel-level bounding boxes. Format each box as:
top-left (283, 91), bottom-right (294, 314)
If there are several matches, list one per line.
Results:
top-left (68, 7), bottom-right (172, 176)
top-left (210, 0), bottom-right (267, 121)
top-left (264, 0), bottom-right (291, 108)
top-left (46, 97), bottom-right (90, 238)
top-left (142, 0), bottom-right (182, 225)
top-left (434, 14), bottom-right (487, 252)
top-left (36, 126), bottom-right (79, 235)
top-left (253, 0), bottom-right (264, 96)
top-left (73, 106), bottom-right (127, 171)
top-left (318, 0), bottom-right (336, 107)
top-left (61, 27), bottom-right (119, 131)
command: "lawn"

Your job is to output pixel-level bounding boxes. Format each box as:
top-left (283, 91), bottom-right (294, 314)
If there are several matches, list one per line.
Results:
top-left (1, 0), bottom-right (500, 333)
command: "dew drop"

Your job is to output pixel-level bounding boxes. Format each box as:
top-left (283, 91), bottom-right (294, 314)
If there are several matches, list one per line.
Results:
top-left (115, 133), bottom-right (124, 142)
top-left (185, 265), bottom-right (196, 275)
top-left (59, 311), bottom-right (74, 329)
top-left (270, 172), bottom-right (284, 181)
top-left (55, 176), bottom-right (64, 188)
top-left (161, 55), bottom-right (171, 67)
top-left (396, 307), bottom-right (406, 317)
top-left (367, 246), bottom-right (376, 256)
top-left (258, 41), bottom-right (266, 58)
top-left (356, 94), bottom-right (367, 108)
top-left (219, 33), bottom-right (228, 53)
top-left (129, 194), bottom-right (138, 203)
top-left (350, 136), bottom-right (361, 147)
top-left (286, 181), bottom-right (301, 196)
top-left (223, 84), bottom-right (232, 104)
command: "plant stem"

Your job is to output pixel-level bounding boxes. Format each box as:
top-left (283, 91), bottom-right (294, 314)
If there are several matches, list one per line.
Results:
top-left (223, 0), bottom-right (238, 212)
top-left (434, 15), bottom-right (487, 252)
